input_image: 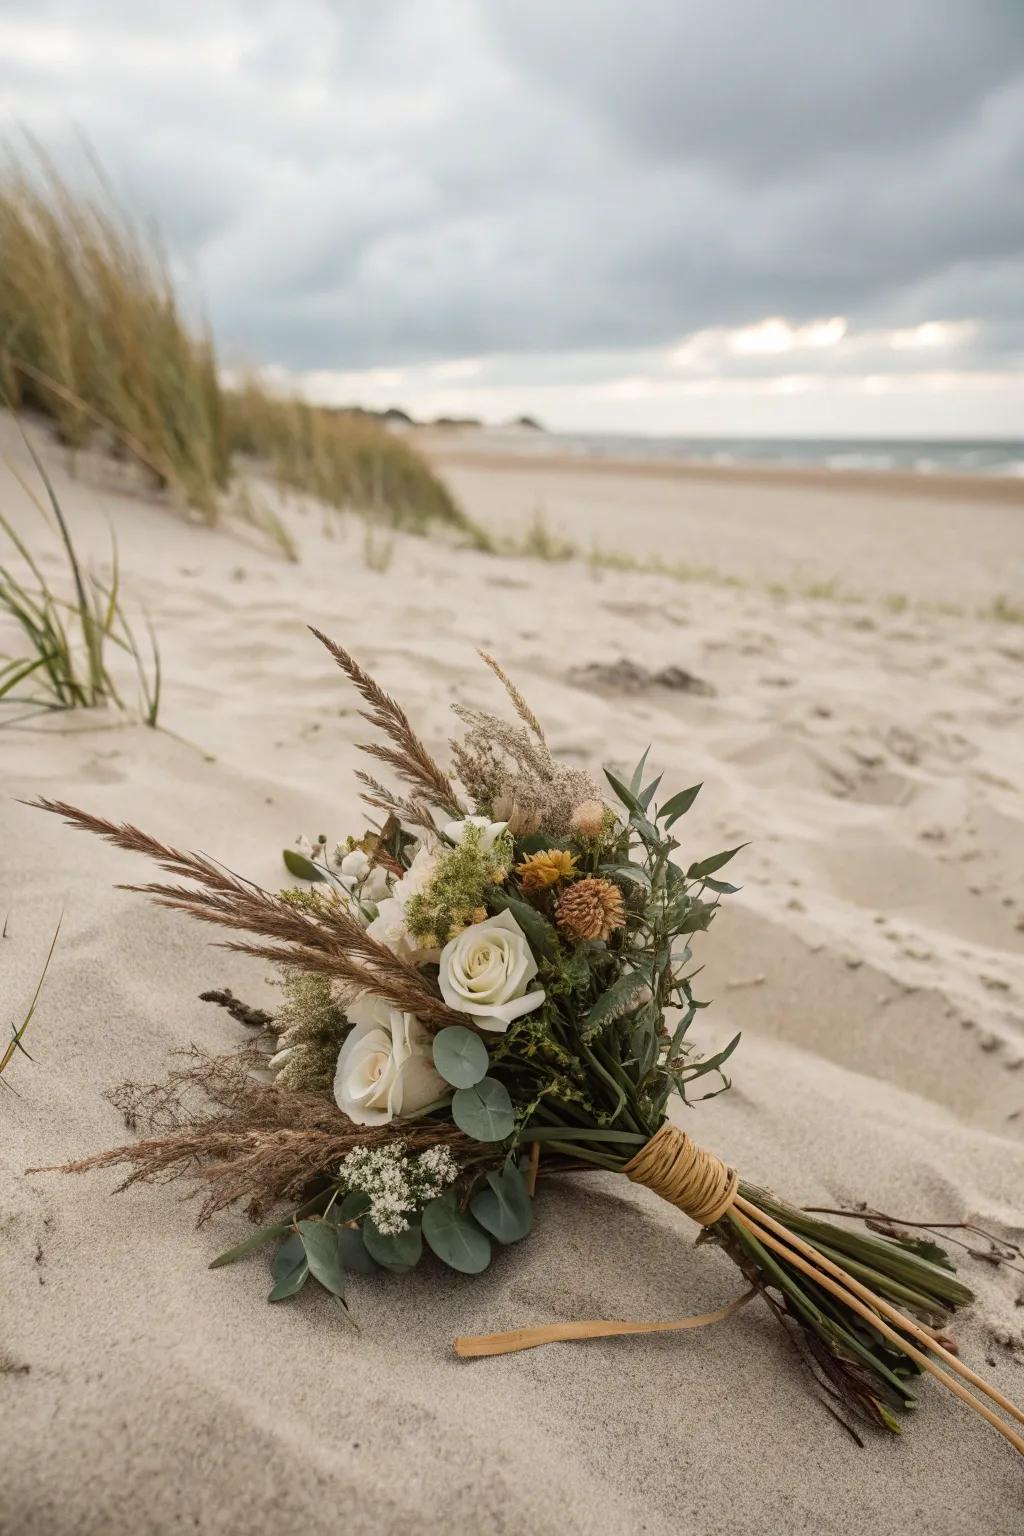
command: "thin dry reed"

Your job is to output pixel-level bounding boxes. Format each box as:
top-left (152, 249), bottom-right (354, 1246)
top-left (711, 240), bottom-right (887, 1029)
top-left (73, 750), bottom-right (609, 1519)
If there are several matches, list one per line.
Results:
top-left (28, 797), bottom-right (464, 1029)
top-left (31, 1044), bottom-right (474, 1222)
top-left (309, 628), bottom-right (464, 816)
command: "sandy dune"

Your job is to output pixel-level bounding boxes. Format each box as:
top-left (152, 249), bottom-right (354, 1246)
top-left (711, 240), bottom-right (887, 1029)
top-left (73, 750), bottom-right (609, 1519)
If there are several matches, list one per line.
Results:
top-left (2, 416), bottom-right (1023, 1535)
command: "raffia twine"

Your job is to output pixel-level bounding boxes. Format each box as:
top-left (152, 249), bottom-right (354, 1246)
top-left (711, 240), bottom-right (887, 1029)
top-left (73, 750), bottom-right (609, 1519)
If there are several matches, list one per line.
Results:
top-left (622, 1121), bottom-right (738, 1227)
top-left (453, 1122), bottom-right (749, 1358)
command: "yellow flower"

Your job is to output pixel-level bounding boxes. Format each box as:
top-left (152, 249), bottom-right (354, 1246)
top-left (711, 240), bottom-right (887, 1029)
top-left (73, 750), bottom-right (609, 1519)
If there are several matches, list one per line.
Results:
top-left (516, 848), bottom-right (579, 891)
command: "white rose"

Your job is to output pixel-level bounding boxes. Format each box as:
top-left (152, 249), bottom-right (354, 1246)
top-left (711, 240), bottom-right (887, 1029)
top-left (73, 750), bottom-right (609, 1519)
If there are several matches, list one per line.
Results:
top-left (437, 909), bottom-right (545, 1032)
top-left (444, 815), bottom-right (508, 852)
top-left (333, 994), bottom-right (447, 1126)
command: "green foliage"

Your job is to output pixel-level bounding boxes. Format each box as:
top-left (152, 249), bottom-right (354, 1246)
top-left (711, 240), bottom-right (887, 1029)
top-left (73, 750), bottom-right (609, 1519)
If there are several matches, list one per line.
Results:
top-left (421, 1191), bottom-right (492, 1273)
top-left (362, 1215), bottom-right (423, 1273)
top-left (296, 1218), bottom-right (348, 1298)
top-left (1, 433), bottom-right (160, 724)
top-left (1, 912), bottom-right (61, 1086)
top-left (281, 848), bottom-right (327, 882)
top-left (271, 969), bottom-right (349, 1093)
top-left (487, 888), bottom-right (559, 962)
top-left (452, 1077), bottom-right (516, 1142)
top-left (405, 825), bottom-right (513, 943)
top-left (432, 1025), bottom-right (489, 1088)
top-left (469, 1162), bottom-right (533, 1244)
top-left (267, 1232), bottom-right (309, 1302)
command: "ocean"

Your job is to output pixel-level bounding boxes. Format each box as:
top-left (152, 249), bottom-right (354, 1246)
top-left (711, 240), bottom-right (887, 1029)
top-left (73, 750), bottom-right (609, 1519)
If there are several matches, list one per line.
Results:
top-left (547, 434), bottom-right (1024, 479)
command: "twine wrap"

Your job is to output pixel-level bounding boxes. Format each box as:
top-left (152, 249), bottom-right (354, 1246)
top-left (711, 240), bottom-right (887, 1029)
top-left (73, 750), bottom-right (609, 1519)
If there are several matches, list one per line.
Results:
top-left (623, 1122), bottom-right (738, 1226)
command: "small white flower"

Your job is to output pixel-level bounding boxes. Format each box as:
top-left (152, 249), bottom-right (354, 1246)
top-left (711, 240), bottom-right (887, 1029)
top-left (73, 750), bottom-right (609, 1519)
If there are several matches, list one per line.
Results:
top-left (365, 841), bottom-right (440, 962)
top-left (437, 908), bottom-right (545, 1032)
top-left (338, 1140), bottom-right (460, 1233)
top-left (334, 994), bottom-right (447, 1125)
top-left (294, 833), bottom-right (316, 859)
top-left (336, 847), bottom-right (391, 903)
top-left (444, 815), bottom-right (508, 852)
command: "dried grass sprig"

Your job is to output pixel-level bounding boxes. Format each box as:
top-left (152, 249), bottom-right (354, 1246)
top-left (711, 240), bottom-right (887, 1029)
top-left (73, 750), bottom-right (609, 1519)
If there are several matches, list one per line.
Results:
top-left (354, 770), bottom-right (438, 835)
top-left (29, 1044), bottom-right (473, 1223)
top-left (27, 799), bottom-right (464, 1029)
top-left (309, 628), bottom-right (463, 815)
top-left (477, 650), bottom-right (546, 742)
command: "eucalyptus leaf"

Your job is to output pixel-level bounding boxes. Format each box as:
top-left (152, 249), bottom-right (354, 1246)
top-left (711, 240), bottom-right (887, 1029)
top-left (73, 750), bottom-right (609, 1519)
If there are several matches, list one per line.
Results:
top-left (604, 768), bottom-right (645, 817)
top-left (422, 1192), bottom-right (492, 1273)
top-left (598, 862), bottom-right (651, 889)
top-left (282, 848), bottom-right (327, 882)
top-left (703, 877), bottom-right (740, 895)
top-left (638, 772), bottom-right (663, 811)
top-left (452, 1076), bottom-right (515, 1142)
top-left (432, 1025), bottom-right (489, 1088)
top-left (297, 1218), bottom-right (347, 1297)
top-left (209, 1219), bottom-right (291, 1269)
top-left (271, 1230), bottom-right (306, 1281)
top-left (659, 782), bottom-right (702, 826)
top-left (362, 1216), bottom-right (423, 1273)
top-left (686, 844), bottom-right (748, 880)
top-left (628, 745), bottom-right (652, 795)
top-left (337, 1225), bottom-right (380, 1274)
top-left (268, 1231), bottom-right (309, 1302)
top-left (469, 1163), bottom-right (533, 1244)
top-left (336, 1190), bottom-right (371, 1222)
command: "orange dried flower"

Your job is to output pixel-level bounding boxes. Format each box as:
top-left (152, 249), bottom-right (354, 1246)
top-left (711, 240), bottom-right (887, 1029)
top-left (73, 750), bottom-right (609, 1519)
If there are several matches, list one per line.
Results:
top-left (516, 848), bottom-right (579, 891)
top-left (555, 877), bottom-right (625, 943)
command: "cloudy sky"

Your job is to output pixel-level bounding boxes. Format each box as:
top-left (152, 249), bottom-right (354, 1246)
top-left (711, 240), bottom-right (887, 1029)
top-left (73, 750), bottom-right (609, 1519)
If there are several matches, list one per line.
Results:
top-left (3, 1), bottom-right (1023, 437)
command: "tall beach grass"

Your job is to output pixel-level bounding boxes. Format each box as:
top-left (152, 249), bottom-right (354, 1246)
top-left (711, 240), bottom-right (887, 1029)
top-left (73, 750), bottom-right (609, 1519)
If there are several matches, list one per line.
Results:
top-left (1, 426), bottom-right (160, 725)
top-left (0, 144), bottom-right (476, 543)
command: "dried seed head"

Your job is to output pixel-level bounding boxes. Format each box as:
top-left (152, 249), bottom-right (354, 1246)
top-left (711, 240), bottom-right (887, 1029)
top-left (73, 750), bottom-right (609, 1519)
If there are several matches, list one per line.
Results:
top-left (570, 800), bottom-right (608, 841)
top-left (555, 877), bottom-right (626, 943)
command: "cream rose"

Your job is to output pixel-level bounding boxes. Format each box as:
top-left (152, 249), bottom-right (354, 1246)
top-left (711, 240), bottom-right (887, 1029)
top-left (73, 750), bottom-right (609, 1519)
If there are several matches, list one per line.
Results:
top-left (443, 815), bottom-right (508, 851)
top-left (437, 909), bottom-right (544, 1031)
top-left (333, 993), bottom-right (447, 1126)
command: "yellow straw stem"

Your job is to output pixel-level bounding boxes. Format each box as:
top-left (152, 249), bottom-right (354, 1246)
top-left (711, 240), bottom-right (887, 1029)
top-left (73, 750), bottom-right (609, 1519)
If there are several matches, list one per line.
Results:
top-left (732, 1205), bottom-right (1024, 1458)
top-left (733, 1194), bottom-right (1024, 1433)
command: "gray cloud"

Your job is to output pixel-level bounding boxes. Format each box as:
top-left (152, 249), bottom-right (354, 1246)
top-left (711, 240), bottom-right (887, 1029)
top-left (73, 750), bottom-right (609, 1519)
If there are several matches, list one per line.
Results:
top-left (1, 0), bottom-right (1022, 394)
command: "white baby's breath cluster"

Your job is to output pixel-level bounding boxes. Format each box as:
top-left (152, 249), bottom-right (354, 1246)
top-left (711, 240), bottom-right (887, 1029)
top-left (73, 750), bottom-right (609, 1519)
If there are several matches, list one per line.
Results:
top-left (338, 1141), bottom-right (459, 1235)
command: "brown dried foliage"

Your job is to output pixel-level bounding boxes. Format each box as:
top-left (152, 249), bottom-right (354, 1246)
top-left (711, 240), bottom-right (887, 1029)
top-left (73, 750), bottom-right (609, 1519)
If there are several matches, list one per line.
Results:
top-left (309, 627), bottom-right (463, 816)
top-left (477, 650), bottom-right (546, 743)
top-left (28, 798), bottom-right (464, 1029)
top-left (30, 1044), bottom-right (473, 1223)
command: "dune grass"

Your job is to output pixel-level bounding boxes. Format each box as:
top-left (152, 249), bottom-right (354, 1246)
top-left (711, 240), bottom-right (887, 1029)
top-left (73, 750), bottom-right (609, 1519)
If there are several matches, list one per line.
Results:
top-left (0, 144), bottom-right (476, 545)
top-left (1, 913), bottom-right (62, 1090)
top-left (0, 428), bottom-right (160, 725)
top-left (225, 383), bottom-right (488, 545)
top-left (0, 146), bottom-right (228, 518)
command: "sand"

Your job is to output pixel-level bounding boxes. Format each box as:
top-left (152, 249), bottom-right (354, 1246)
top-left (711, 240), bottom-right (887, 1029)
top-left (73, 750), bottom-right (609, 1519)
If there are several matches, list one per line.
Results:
top-left (2, 414), bottom-right (1023, 1535)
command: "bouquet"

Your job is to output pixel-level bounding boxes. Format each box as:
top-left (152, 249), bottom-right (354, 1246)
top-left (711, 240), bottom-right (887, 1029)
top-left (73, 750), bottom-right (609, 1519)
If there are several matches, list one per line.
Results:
top-left (33, 630), bottom-right (1023, 1458)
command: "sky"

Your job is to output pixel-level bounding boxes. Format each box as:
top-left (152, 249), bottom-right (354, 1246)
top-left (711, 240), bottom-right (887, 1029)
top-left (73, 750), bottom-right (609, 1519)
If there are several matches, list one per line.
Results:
top-left (2, 0), bottom-right (1023, 438)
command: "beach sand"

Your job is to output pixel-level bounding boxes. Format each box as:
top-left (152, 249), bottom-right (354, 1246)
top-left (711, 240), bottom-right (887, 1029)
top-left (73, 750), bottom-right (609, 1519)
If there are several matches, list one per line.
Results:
top-left (2, 414), bottom-right (1023, 1535)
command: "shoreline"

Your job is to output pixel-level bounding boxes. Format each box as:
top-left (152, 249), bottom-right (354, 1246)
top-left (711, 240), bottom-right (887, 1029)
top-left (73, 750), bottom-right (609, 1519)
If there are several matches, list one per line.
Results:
top-left (415, 431), bottom-right (1024, 506)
